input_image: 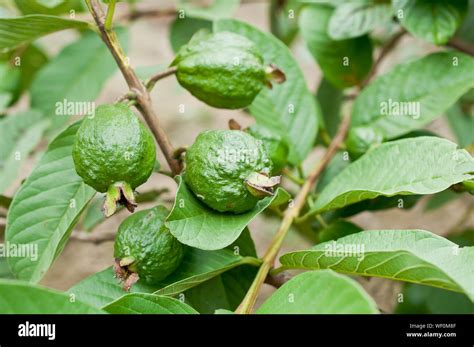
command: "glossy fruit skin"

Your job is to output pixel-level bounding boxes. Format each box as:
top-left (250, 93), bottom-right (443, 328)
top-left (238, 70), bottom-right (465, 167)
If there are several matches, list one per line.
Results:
top-left (346, 126), bottom-right (383, 159)
top-left (114, 206), bottom-right (185, 284)
top-left (185, 130), bottom-right (273, 214)
top-left (72, 103), bottom-right (156, 193)
top-left (247, 125), bottom-right (289, 174)
top-left (172, 31), bottom-right (266, 109)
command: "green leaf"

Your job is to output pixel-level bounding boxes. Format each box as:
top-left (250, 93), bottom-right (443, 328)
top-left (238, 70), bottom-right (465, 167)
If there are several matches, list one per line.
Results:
top-left (445, 102), bottom-right (474, 148)
top-left (182, 228), bottom-right (258, 313)
top-left (214, 18), bottom-right (320, 165)
top-left (17, 44), bottom-right (49, 93)
top-left (5, 121), bottom-right (96, 282)
top-left (318, 220), bottom-right (362, 243)
top-left (308, 137), bottom-right (474, 214)
top-left (169, 16), bottom-right (212, 53)
top-left (167, 175), bottom-right (290, 250)
top-left (0, 14), bottom-right (90, 52)
top-left (269, 0), bottom-right (301, 45)
top-left (30, 29), bottom-right (127, 130)
top-left (393, 0), bottom-right (468, 45)
top-left (68, 248), bottom-right (259, 308)
top-left (103, 293), bottom-right (198, 314)
top-left (316, 78), bottom-right (343, 138)
top-left (177, 0), bottom-right (240, 20)
top-left (299, 4), bottom-right (373, 89)
top-left (352, 52), bottom-right (474, 140)
top-left (279, 229), bottom-right (474, 300)
top-left (0, 258), bottom-right (13, 279)
top-left (315, 151), bottom-right (349, 193)
top-left (328, 0), bottom-right (393, 39)
top-left (68, 267), bottom-right (158, 308)
top-left (14, 0), bottom-right (85, 15)
top-left (424, 190), bottom-right (458, 211)
top-left (154, 248), bottom-right (260, 296)
top-left (0, 110), bottom-right (47, 193)
top-left (396, 283), bottom-right (474, 313)
top-left (0, 279), bottom-right (104, 313)
top-left (257, 270), bottom-right (378, 314)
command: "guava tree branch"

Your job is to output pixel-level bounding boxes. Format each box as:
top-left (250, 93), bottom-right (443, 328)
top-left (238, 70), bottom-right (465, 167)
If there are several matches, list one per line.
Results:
top-left (236, 112), bottom-right (352, 314)
top-left (447, 37), bottom-right (474, 57)
top-left (86, 0), bottom-right (182, 175)
top-left (361, 29), bottom-right (406, 88)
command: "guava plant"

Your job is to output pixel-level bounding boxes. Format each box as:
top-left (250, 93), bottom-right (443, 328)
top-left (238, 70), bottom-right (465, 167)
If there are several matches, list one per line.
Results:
top-left (0, 0), bottom-right (473, 315)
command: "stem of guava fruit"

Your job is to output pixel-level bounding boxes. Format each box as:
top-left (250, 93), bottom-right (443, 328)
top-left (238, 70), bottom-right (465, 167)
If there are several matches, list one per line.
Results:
top-left (236, 112), bottom-right (352, 314)
top-left (104, 0), bottom-right (116, 31)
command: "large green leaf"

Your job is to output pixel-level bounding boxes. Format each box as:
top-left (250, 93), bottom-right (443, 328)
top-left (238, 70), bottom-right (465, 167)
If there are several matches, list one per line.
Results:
top-left (214, 19), bottom-right (320, 165)
top-left (5, 122), bottom-right (96, 282)
top-left (279, 229), bottom-right (474, 301)
top-left (299, 4), bottom-right (373, 89)
top-left (68, 248), bottom-right (259, 308)
top-left (393, 0), bottom-right (468, 45)
top-left (166, 175), bottom-right (290, 250)
top-left (0, 110), bottom-right (47, 193)
top-left (257, 270), bottom-right (378, 314)
top-left (352, 52), bottom-right (474, 140)
top-left (307, 137), bottom-right (474, 214)
top-left (316, 78), bottom-right (343, 138)
top-left (0, 14), bottom-right (90, 52)
top-left (30, 29), bottom-right (127, 130)
top-left (328, 0), bottom-right (393, 39)
top-left (0, 279), bottom-right (104, 313)
top-left (180, 229), bottom-right (258, 313)
top-left (154, 248), bottom-right (260, 296)
top-left (103, 293), bottom-right (198, 314)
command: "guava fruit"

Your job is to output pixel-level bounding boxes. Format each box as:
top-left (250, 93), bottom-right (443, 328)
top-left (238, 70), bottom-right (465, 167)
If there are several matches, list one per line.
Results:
top-left (171, 31), bottom-right (285, 109)
top-left (184, 129), bottom-right (280, 214)
top-left (247, 124), bottom-right (289, 174)
top-left (72, 103), bottom-right (156, 217)
top-left (114, 205), bottom-right (185, 291)
top-left (346, 126), bottom-right (383, 159)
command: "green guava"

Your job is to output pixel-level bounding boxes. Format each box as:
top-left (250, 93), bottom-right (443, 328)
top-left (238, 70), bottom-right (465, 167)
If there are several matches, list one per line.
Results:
top-left (72, 103), bottom-right (156, 217)
top-left (114, 206), bottom-right (185, 291)
top-left (247, 124), bottom-right (289, 174)
top-left (346, 126), bottom-right (383, 159)
top-left (184, 129), bottom-right (280, 214)
top-left (171, 31), bottom-right (285, 109)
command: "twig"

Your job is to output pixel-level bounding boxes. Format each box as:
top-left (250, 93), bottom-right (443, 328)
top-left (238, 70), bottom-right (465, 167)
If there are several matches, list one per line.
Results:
top-left (86, 0), bottom-right (182, 175)
top-left (236, 112), bottom-right (352, 314)
top-left (146, 66), bottom-right (178, 91)
top-left (446, 37), bottom-right (474, 56)
top-left (282, 168), bottom-right (304, 186)
top-left (104, 0), bottom-right (116, 31)
top-left (71, 230), bottom-right (115, 244)
top-left (361, 29), bottom-right (406, 88)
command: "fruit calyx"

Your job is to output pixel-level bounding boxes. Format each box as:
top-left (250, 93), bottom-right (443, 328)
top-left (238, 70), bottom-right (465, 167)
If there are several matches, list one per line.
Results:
top-left (245, 172), bottom-right (281, 198)
top-left (114, 256), bottom-right (139, 291)
top-left (103, 181), bottom-right (137, 217)
top-left (264, 63), bottom-right (286, 89)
